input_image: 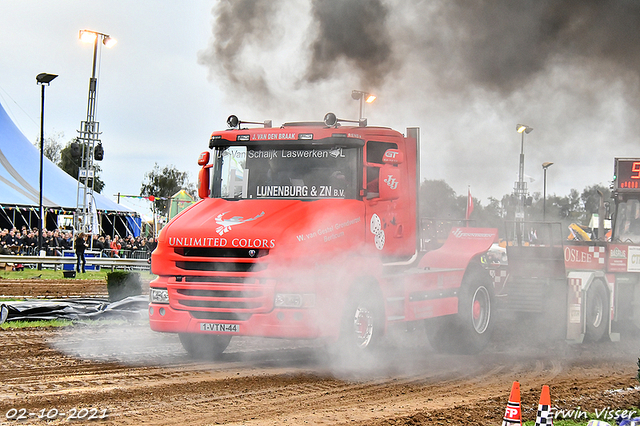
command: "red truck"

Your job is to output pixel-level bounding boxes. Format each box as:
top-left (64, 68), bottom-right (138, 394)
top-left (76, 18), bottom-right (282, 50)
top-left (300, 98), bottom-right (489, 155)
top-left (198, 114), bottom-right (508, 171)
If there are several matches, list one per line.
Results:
top-left (149, 113), bottom-right (499, 358)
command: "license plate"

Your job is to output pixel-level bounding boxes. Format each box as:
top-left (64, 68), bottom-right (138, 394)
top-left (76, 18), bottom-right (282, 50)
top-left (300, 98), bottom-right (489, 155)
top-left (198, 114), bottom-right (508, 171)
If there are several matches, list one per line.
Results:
top-left (200, 322), bottom-right (240, 333)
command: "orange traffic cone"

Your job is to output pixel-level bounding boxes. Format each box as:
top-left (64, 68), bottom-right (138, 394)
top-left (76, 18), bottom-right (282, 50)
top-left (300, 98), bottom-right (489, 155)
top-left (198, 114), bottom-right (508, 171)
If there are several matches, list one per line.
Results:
top-left (535, 385), bottom-right (553, 426)
top-left (502, 381), bottom-right (522, 426)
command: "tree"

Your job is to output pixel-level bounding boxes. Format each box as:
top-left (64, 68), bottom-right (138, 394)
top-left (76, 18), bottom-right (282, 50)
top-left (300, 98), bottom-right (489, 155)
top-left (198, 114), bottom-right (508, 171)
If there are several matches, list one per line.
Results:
top-left (59, 139), bottom-right (105, 194)
top-left (419, 179), bottom-right (461, 219)
top-left (581, 184), bottom-right (612, 220)
top-left (34, 134), bottom-right (105, 193)
top-left (140, 163), bottom-right (194, 215)
top-left (34, 131), bottom-right (64, 164)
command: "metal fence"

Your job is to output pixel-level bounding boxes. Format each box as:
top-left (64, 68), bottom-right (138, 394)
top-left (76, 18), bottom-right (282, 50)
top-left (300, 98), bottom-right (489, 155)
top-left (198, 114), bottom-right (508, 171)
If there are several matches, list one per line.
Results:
top-left (0, 253), bottom-right (150, 272)
top-left (18, 246), bottom-right (151, 260)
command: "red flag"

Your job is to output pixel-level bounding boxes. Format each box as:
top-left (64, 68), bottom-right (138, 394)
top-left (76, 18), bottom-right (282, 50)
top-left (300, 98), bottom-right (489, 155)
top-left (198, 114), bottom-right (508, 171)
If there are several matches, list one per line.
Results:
top-left (466, 187), bottom-right (474, 220)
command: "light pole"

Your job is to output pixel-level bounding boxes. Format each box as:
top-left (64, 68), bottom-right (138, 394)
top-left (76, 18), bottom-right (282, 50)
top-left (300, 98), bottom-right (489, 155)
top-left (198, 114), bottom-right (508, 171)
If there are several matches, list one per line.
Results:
top-left (36, 73), bottom-right (57, 269)
top-left (76, 29), bottom-right (116, 235)
top-left (514, 124), bottom-right (533, 221)
top-left (542, 161), bottom-right (553, 221)
top-left (351, 90), bottom-right (376, 120)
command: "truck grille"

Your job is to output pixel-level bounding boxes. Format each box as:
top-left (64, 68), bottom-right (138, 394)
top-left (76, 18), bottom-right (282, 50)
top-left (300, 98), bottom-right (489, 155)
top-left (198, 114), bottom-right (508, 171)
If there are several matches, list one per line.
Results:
top-left (190, 311), bottom-right (253, 321)
top-left (175, 261), bottom-right (266, 273)
top-left (175, 247), bottom-right (268, 258)
top-left (183, 276), bottom-right (245, 284)
top-left (178, 299), bottom-right (262, 309)
top-left (178, 289), bottom-right (262, 298)
top-left (169, 247), bottom-right (272, 319)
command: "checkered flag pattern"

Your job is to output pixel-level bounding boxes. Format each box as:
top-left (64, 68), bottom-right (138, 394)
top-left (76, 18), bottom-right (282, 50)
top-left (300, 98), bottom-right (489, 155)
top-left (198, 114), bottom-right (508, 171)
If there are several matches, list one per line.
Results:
top-left (535, 385), bottom-right (553, 426)
top-left (490, 269), bottom-right (508, 284)
top-left (588, 246), bottom-right (606, 264)
top-left (569, 278), bottom-right (582, 305)
top-left (535, 404), bottom-right (553, 425)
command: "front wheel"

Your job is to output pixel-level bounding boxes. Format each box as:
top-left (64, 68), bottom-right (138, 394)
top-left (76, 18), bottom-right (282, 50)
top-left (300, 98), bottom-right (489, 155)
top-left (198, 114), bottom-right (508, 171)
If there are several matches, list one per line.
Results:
top-left (179, 333), bottom-right (232, 360)
top-left (329, 287), bottom-right (384, 362)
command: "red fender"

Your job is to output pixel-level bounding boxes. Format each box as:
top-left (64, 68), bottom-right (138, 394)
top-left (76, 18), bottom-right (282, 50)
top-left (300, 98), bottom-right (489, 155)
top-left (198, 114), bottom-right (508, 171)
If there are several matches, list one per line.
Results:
top-left (418, 227), bottom-right (498, 270)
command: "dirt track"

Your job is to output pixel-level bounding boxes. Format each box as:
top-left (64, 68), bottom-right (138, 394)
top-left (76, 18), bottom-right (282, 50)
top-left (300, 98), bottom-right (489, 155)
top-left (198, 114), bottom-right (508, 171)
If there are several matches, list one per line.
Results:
top-left (1, 278), bottom-right (639, 425)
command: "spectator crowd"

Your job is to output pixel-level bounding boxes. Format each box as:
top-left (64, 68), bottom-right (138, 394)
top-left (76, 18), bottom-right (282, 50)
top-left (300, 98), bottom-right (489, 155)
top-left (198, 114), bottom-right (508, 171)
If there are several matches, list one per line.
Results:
top-left (0, 226), bottom-right (157, 259)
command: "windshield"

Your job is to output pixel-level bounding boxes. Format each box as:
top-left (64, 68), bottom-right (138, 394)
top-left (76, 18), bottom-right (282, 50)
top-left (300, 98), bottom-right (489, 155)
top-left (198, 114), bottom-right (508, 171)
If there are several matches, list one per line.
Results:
top-left (211, 145), bottom-right (360, 200)
top-left (614, 198), bottom-right (640, 243)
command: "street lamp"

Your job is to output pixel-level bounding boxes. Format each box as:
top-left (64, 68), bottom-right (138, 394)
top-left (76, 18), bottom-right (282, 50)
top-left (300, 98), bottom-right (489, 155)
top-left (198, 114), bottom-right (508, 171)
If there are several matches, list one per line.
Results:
top-left (542, 161), bottom-right (554, 221)
top-left (76, 29), bottom-right (116, 235)
top-left (36, 73), bottom-right (57, 269)
top-left (352, 90), bottom-right (376, 120)
top-left (514, 124), bottom-right (533, 221)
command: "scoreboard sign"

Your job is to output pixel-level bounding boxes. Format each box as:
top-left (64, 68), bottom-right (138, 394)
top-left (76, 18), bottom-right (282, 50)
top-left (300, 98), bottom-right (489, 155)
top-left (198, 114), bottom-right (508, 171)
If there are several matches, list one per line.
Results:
top-left (614, 158), bottom-right (640, 191)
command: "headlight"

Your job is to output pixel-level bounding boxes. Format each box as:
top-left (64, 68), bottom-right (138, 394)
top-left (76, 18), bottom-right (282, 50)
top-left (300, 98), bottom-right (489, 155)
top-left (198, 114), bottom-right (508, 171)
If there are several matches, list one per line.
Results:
top-left (274, 293), bottom-right (315, 308)
top-left (149, 288), bottom-right (169, 304)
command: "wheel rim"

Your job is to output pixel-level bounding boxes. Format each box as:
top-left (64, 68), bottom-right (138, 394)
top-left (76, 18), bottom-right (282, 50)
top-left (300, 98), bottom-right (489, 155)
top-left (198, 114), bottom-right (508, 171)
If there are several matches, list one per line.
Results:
top-left (471, 286), bottom-right (490, 334)
top-left (353, 305), bottom-right (374, 348)
top-left (589, 292), bottom-right (604, 328)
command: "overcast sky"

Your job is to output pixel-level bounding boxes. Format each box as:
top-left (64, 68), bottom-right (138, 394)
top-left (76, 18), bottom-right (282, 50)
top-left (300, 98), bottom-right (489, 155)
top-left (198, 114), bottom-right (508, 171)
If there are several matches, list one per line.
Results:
top-left (1, 1), bottom-right (639, 216)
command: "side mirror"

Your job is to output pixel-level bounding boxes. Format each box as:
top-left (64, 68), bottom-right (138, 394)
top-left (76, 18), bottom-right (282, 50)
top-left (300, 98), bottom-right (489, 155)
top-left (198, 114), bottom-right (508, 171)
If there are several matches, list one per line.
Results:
top-left (198, 165), bottom-right (211, 199)
top-left (198, 151), bottom-right (210, 166)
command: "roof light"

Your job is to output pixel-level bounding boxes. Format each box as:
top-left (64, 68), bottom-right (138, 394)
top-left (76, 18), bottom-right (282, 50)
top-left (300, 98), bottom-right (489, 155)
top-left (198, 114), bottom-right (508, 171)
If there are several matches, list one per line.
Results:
top-left (227, 115), bottom-right (239, 128)
top-left (237, 134), bottom-right (250, 141)
top-left (332, 133), bottom-right (347, 138)
top-left (324, 112), bottom-right (337, 127)
top-left (298, 133), bottom-right (313, 140)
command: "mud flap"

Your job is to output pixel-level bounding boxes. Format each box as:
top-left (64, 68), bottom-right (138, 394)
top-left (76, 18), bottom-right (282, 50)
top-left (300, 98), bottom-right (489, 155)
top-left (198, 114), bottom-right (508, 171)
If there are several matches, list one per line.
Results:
top-left (566, 271), bottom-right (619, 343)
top-left (566, 272), bottom-right (586, 344)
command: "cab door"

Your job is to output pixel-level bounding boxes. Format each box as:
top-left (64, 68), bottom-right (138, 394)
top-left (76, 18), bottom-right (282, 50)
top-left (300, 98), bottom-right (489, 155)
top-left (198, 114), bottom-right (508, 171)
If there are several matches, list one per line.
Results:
top-left (364, 140), bottom-right (409, 259)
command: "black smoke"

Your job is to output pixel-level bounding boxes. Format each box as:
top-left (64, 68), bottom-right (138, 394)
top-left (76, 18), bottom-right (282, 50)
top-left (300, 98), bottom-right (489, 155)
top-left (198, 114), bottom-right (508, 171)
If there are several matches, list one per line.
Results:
top-left (199, 0), bottom-right (640, 101)
top-left (305, 0), bottom-right (393, 88)
top-left (420, 0), bottom-right (640, 95)
top-left (198, 0), bottom-right (281, 99)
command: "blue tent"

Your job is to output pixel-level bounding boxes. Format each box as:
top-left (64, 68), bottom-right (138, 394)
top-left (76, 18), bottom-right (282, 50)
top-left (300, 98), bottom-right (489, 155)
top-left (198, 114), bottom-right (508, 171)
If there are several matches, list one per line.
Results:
top-left (0, 101), bottom-right (131, 212)
top-left (0, 101), bottom-right (141, 238)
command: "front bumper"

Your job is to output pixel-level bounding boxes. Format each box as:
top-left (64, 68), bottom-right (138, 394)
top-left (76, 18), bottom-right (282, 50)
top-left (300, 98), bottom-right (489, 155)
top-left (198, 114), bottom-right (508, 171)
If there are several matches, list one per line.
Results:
top-left (149, 302), bottom-right (323, 339)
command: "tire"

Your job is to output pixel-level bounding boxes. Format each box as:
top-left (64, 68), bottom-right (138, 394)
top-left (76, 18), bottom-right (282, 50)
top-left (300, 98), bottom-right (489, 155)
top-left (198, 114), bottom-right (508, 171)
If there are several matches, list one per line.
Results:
top-left (585, 280), bottom-right (609, 342)
top-left (426, 266), bottom-right (494, 354)
top-left (331, 286), bottom-right (385, 361)
top-left (179, 333), bottom-right (232, 360)
top-left (425, 316), bottom-right (457, 353)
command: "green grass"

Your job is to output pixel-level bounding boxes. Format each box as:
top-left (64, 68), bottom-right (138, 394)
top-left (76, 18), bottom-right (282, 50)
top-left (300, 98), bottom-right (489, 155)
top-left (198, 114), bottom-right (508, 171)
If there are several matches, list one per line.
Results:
top-left (1, 318), bottom-right (138, 329)
top-left (0, 268), bottom-right (155, 282)
top-left (1, 319), bottom-right (76, 329)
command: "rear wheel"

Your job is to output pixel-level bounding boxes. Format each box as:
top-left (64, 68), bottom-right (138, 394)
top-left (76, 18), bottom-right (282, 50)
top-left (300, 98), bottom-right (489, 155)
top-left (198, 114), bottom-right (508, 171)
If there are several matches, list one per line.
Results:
top-left (179, 333), bottom-right (232, 360)
top-left (585, 280), bottom-right (609, 342)
top-left (426, 266), bottom-right (494, 354)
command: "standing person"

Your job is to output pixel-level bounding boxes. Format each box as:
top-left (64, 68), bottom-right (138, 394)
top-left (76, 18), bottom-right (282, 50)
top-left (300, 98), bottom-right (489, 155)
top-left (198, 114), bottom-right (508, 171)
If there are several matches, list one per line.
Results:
top-left (110, 235), bottom-right (121, 258)
top-left (75, 232), bottom-right (87, 273)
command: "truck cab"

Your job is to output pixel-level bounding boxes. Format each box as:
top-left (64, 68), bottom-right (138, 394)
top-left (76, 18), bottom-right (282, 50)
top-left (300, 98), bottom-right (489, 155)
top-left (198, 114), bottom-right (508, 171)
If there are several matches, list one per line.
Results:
top-left (149, 114), bottom-right (426, 357)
